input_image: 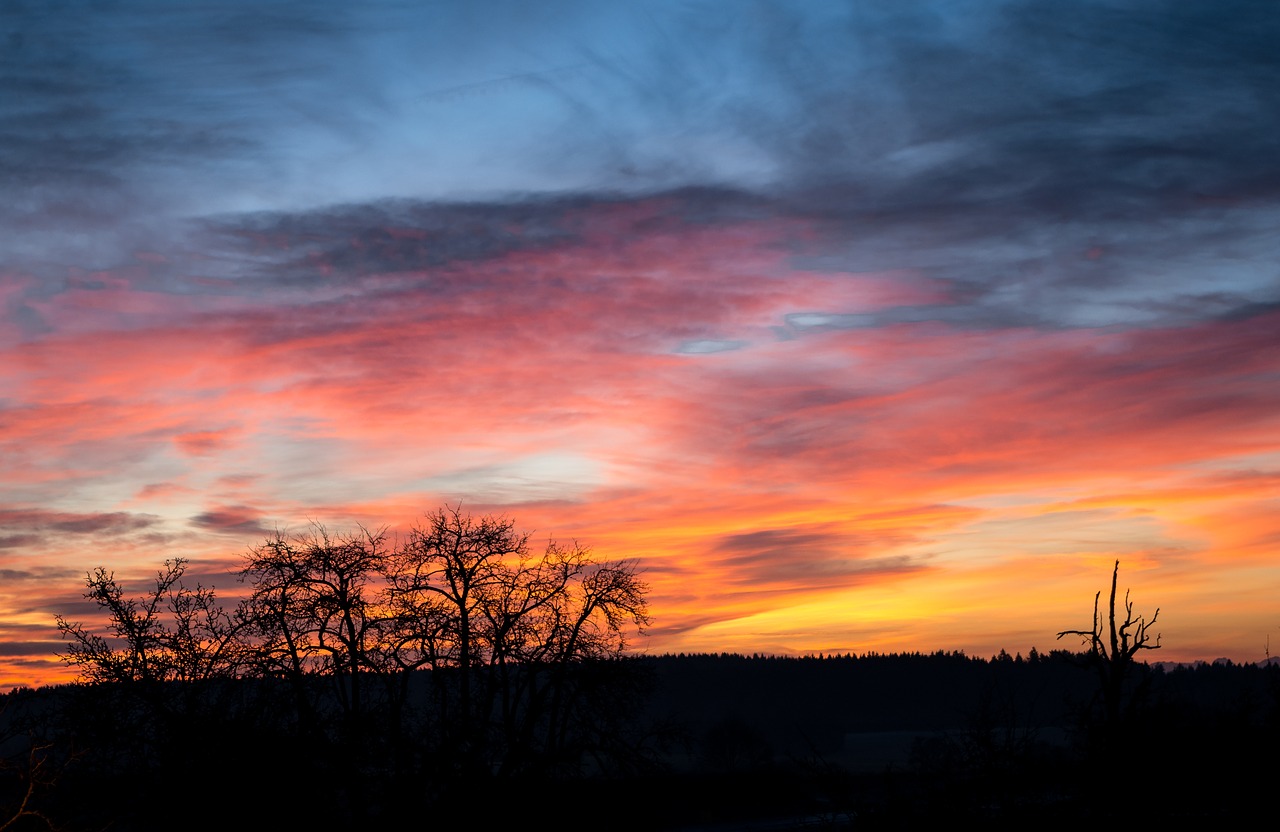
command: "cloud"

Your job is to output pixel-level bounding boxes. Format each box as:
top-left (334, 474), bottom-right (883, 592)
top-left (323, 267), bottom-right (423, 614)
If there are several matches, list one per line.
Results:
top-left (190, 505), bottom-right (273, 536)
top-left (657, 306), bottom-right (1280, 501)
top-left (3, 1), bottom-right (1275, 237)
top-left (585, 1), bottom-right (1280, 330)
top-left (0, 2), bottom-right (365, 232)
top-left (710, 526), bottom-right (922, 592)
top-left (135, 481), bottom-right (196, 501)
top-left (200, 198), bottom-right (586, 288)
top-left (0, 509), bottom-right (158, 537)
top-left (0, 568), bottom-right (80, 583)
top-left (174, 429), bottom-right (239, 457)
top-left (677, 339), bottom-right (747, 355)
top-left (741, 2), bottom-right (1280, 208)
top-left (189, 184), bottom-right (1280, 347)
top-left (0, 640), bottom-right (62, 658)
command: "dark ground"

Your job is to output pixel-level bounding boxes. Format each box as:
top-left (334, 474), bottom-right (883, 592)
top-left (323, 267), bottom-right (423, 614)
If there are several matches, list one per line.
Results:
top-left (3, 651), bottom-right (1277, 830)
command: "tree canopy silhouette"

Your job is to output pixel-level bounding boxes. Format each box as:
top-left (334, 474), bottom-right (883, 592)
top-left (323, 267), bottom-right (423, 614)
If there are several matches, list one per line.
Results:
top-left (383, 507), bottom-right (650, 774)
top-left (54, 505), bottom-right (651, 801)
top-left (56, 558), bottom-right (245, 688)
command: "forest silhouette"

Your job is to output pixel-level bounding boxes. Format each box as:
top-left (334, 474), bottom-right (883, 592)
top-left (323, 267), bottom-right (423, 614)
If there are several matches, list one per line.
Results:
top-left (1, 508), bottom-right (1276, 829)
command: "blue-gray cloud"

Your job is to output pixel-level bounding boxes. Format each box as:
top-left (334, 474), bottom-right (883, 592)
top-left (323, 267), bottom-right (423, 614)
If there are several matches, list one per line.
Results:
top-left (737, 1), bottom-right (1280, 327)
top-left (3, 0), bottom-right (1276, 334)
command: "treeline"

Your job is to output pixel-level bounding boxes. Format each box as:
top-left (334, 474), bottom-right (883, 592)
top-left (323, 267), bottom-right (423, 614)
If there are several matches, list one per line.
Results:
top-left (639, 649), bottom-right (1280, 737)
top-left (4, 648), bottom-right (1280, 827)
top-left (632, 650), bottom-right (1280, 824)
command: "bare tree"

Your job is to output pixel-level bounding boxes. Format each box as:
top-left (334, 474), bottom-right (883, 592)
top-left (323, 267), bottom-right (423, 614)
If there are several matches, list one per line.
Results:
top-left (1057, 559), bottom-right (1161, 733)
top-left (52, 506), bottom-right (653, 807)
top-left (387, 506), bottom-right (650, 775)
top-left (237, 525), bottom-right (390, 738)
top-left (54, 559), bottom-right (249, 781)
top-left (0, 743), bottom-right (55, 832)
top-left (388, 508), bottom-right (524, 740)
top-left (56, 558), bottom-right (245, 687)
top-left (0, 695), bottom-right (58, 832)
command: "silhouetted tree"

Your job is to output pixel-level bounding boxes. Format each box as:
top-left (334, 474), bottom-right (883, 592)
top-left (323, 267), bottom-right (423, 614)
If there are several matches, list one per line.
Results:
top-left (52, 506), bottom-right (652, 822)
top-left (237, 525), bottom-right (390, 741)
top-left (55, 557), bottom-right (248, 749)
top-left (56, 558), bottom-right (246, 688)
top-left (386, 506), bottom-right (650, 777)
top-left (1057, 559), bottom-right (1161, 738)
top-left (53, 558), bottom-right (252, 798)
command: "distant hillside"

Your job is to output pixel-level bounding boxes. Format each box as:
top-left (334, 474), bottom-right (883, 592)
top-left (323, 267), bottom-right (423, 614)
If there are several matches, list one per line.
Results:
top-left (636, 650), bottom-right (1280, 765)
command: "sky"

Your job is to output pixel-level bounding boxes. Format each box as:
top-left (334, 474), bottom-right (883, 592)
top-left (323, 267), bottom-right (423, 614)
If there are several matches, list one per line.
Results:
top-left (2, 0), bottom-right (1278, 687)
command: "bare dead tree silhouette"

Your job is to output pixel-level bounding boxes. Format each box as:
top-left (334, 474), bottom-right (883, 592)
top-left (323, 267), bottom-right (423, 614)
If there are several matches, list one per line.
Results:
top-left (1057, 559), bottom-right (1161, 736)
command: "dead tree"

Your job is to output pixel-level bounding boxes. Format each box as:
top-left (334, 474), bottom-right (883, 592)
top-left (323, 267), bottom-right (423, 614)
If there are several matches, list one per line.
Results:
top-left (1057, 559), bottom-right (1161, 735)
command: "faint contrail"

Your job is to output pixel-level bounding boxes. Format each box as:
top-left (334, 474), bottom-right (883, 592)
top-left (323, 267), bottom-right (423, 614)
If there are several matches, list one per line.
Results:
top-left (412, 64), bottom-right (590, 103)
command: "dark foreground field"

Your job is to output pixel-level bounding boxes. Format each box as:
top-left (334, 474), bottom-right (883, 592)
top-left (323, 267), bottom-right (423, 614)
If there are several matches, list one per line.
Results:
top-left (3, 651), bottom-right (1276, 830)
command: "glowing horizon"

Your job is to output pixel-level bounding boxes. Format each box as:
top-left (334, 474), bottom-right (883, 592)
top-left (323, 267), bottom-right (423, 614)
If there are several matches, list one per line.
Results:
top-left (3, 1), bottom-right (1278, 688)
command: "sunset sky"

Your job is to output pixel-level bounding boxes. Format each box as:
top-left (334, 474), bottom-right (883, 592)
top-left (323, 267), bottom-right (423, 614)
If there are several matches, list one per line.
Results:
top-left (3, 1), bottom-right (1278, 687)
